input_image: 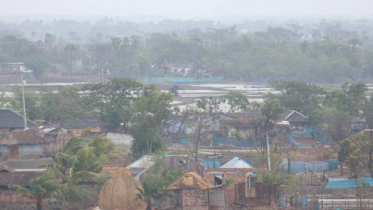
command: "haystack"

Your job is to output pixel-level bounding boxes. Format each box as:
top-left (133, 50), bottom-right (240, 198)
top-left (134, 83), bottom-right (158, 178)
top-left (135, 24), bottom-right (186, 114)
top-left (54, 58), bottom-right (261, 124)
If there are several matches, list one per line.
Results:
top-left (167, 172), bottom-right (212, 190)
top-left (99, 171), bottom-right (146, 210)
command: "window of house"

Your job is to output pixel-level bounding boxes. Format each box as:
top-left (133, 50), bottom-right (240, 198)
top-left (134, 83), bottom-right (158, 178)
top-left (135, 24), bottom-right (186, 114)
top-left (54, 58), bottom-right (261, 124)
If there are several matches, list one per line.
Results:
top-left (174, 68), bottom-right (178, 73)
top-left (181, 69), bottom-right (185, 74)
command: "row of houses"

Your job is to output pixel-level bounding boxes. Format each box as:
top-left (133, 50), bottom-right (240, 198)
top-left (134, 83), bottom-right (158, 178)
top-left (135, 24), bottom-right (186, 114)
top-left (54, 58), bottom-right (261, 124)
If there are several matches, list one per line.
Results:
top-left (0, 108), bottom-right (133, 160)
top-left (0, 106), bottom-right (313, 209)
top-left (96, 152), bottom-right (273, 210)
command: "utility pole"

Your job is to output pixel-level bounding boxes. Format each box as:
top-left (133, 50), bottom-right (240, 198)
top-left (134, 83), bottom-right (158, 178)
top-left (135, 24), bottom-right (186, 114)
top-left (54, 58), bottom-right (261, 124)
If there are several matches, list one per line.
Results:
top-left (19, 66), bottom-right (33, 129)
top-left (265, 120), bottom-right (271, 173)
top-left (266, 133), bottom-right (271, 173)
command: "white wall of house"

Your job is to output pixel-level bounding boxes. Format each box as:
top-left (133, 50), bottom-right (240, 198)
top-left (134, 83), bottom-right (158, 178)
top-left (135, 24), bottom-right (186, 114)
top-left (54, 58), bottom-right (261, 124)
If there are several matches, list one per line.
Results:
top-left (106, 133), bottom-right (133, 146)
top-left (19, 144), bottom-right (43, 156)
top-left (0, 145), bottom-right (7, 156)
top-left (172, 67), bottom-right (191, 75)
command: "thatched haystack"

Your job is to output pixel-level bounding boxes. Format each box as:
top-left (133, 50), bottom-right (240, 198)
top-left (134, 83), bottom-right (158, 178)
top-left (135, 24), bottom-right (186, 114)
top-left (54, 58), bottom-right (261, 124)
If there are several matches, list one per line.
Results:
top-left (99, 171), bottom-right (146, 210)
top-left (167, 172), bottom-right (212, 190)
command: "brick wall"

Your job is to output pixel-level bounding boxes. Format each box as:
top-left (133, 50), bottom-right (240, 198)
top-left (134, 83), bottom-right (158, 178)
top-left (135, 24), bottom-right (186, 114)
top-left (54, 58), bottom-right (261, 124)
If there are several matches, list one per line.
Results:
top-left (7, 145), bottom-right (19, 159)
top-left (255, 183), bottom-right (277, 207)
top-left (204, 168), bottom-right (259, 204)
top-left (0, 192), bottom-right (35, 203)
top-left (181, 189), bottom-right (208, 208)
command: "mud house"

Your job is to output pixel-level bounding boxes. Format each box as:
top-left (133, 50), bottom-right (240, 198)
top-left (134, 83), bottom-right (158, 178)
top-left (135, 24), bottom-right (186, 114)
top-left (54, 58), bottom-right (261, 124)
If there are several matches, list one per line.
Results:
top-left (0, 164), bottom-right (42, 204)
top-left (0, 130), bottom-right (48, 159)
top-left (161, 172), bottom-right (213, 210)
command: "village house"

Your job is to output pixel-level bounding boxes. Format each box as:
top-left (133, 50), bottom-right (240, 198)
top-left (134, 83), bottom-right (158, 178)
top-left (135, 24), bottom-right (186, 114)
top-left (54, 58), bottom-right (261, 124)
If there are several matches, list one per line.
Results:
top-left (220, 118), bottom-right (261, 140)
top-left (0, 164), bottom-right (42, 206)
top-left (169, 85), bottom-right (181, 96)
top-left (69, 127), bottom-right (103, 140)
top-left (0, 130), bottom-right (48, 159)
top-left (281, 110), bottom-right (309, 129)
top-left (170, 63), bottom-right (193, 76)
top-left (160, 172), bottom-right (227, 210)
top-left (155, 62), bottom-right (194, 76)
top-left (40, 127), bottom-right (70, 155)
top-left (0, 108), bottom-right (38, 132)
top-left (127, 155), bottom-right (205, 182)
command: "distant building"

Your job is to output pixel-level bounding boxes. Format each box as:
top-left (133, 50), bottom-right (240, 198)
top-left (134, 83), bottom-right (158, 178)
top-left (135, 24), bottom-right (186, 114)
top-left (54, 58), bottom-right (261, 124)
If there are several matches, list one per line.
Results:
top-left (0, 108), bottom-right (38, 132)
top-left (280, 110), bottom-right (309, 128)
top-left (0, 164), bottom-right (43, 204)
top-left (127, 155), bottom-right (205, 182)
top-left (220, 157), bottom-right (254, 169)
top-left (163, 172), bottom-right (218, 210)
top-left (0, 130), bottom-right (48, 159)
top-left (0, 62), bottom-right (25, 73)
top-left (169, 85), bottom-right (181, 96)
top-left (171, 63), bottom-right (193, 75)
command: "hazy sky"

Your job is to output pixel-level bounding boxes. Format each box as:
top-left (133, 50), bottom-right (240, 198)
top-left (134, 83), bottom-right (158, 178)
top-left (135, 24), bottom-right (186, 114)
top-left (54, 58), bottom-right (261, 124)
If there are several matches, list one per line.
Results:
top-left (1, 0), bottom-right (373, 19)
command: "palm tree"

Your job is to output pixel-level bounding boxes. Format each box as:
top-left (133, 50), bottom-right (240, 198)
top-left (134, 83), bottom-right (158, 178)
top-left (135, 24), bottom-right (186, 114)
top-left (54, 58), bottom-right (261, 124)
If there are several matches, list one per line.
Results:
top-left (59, 183), bottom-right (91, 209)
top-left (9, 168), bottom-right (60, 210)
top-left (136, 181), bottom-right (163, 210)
top-left (136, 169), bottom-right (177, 210)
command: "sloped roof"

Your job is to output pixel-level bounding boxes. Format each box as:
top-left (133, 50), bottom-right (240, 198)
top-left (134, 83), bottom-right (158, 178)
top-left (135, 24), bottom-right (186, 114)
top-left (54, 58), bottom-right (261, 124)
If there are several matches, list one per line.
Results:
top-left (0, 171), bottom-right (42, 186)
top-left (53, 113), bottom-right (110, 131)
top-left (69, 128), bottom-right (102, 137)
top-left (128, 155), bottom-right (189, 169)
top-left (281, 110), bottom-right (308, 123)
top-left (0, 130), bottom-right (47, 145)
top-left (0, 108), bottom-right (38, 129)
top-left (167, 172), bottom-right (212, 190)
top-left (220, 119), bottom-right (261, 129)
top-left (220, 157), bottom-right (253, 169)
top-left (227, 112), bottom-right (262, 120)
top-left (172, 63), bottom-right (193, 68)
top-left (0, 164), bottom-right (15, 172)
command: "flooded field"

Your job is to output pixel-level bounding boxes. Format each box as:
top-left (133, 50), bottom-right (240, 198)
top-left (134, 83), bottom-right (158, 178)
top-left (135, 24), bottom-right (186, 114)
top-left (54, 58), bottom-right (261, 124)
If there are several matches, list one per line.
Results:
top-left (4, 81), bottom-right (373, 112)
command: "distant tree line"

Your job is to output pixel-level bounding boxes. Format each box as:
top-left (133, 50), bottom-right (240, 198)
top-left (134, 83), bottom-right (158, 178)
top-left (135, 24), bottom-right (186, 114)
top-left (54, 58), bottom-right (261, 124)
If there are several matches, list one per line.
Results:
top-left (1, 24), bottom-right (373, 82)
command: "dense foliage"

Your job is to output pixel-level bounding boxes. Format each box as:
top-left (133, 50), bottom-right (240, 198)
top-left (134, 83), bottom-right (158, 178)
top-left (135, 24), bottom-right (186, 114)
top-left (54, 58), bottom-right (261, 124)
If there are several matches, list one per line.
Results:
top-left (1, 21), bottom-right (373, 82)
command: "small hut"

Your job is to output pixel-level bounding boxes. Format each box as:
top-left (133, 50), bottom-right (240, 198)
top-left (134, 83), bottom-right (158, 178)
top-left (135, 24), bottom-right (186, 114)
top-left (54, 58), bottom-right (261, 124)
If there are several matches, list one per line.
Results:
top-left (99, 171), bottom-right (146, 210)
top-left (165, 172), bottom-right (213, 210)
top-left (169, 85), bottom-right (181, 96)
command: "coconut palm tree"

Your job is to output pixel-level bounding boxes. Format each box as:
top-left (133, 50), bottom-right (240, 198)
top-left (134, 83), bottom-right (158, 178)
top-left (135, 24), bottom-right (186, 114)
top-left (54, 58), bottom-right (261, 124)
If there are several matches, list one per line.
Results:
top-left (136, 181), bottom-right (163, 210)
top-left (58, 183), bottom-right (91, 209)
top-left (136, 168), bottom-right (178, 210)
top-left (9, 168), bottom-right (60, 210)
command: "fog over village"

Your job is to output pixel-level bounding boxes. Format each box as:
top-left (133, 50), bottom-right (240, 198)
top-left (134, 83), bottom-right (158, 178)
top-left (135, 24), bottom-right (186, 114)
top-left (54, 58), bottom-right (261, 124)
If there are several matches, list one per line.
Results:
top-left (2, 1), bottom-right (373, 210)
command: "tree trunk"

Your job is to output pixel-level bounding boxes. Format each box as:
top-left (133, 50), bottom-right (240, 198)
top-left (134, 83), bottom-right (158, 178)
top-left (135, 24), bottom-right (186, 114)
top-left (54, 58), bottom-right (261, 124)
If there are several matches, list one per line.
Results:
top-left (147, 200), bottom-right (152, 210)
top-left (36, 196), bottom-right (42, 210)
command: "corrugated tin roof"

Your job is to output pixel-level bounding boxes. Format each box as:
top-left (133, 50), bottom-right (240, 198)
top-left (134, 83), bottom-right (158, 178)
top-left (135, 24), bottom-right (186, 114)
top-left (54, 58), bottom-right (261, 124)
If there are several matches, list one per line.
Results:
top-left (281, 110), bottom-right (308, 123)
top-left (0, 108), bottom-right (38, 129)
top-left (220, 157), bottom-right (253, 169)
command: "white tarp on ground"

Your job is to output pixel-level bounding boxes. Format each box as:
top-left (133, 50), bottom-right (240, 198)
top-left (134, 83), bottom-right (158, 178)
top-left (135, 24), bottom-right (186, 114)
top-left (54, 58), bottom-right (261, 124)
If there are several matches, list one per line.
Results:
top-left (106, 133), bottom-right (133, 146)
